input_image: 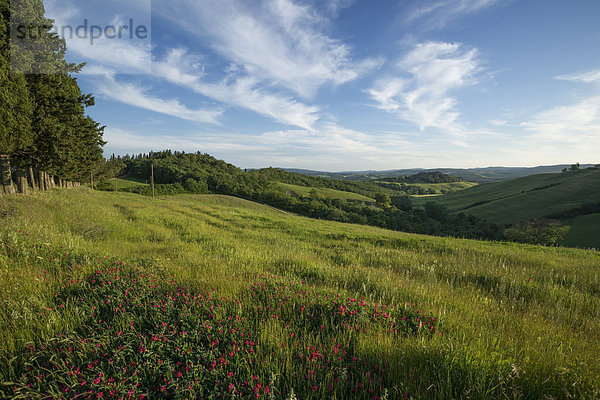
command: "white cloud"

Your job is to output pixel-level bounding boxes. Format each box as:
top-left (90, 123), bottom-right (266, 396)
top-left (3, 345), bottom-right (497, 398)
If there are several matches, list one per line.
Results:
top-left (555, 69), bottom-right (600, 85)
top-left (521, 96), bottom-right (600, 143)
top-left (44, 0), bottom-right (152, 74)
top-left (154, 0), bottom-right (379, 98)
top-left (153, 49), bottom-right (320, 130)
top-left (520, 68), bottom-right (600, 154)
top-left (407, 0), bottom-right (506, 29)
top-left (90, 70), bottom-right (223, 124)
top-left (367, 41), bottom-right (481, 132)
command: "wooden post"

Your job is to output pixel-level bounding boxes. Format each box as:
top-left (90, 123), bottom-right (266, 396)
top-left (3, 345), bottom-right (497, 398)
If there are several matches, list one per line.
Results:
top-left (16, 168), bottom-right (28, 194)
top-left (38, 170), bottom-right (45, 191)
top-left (27, 166), bottom-right (36, 190)
top-left (151, 163), bottom-right (155, 199)
top-left (91, 173), bottom-right (94, 189)
top-left (0, 154), bottom-right (16, 195)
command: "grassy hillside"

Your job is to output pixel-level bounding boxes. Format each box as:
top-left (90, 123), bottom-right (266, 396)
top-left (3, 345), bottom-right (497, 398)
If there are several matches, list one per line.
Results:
top-left (379, 181), bottom-right (478, 196)
top-left (561, 213), bottom-right (600, 249)
top-left (0, 188), bottom-right (599, 399)
top-left (285, 165), bottom-right (596, 183)
top-left (97, 176), bottom-right (150, 191)
top-left (277, 182), bottom-right (375, 202)
top-left (413, 169), bottom-right (600, 218)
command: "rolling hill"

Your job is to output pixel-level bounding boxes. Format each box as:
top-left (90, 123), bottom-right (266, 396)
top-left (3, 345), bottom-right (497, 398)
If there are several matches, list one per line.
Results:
top-left (284, 164), bottom-right (597, 183)
top-left (0, 188), bottom-right (599, 399)
top-left (414, 169), bottom-right (600, 248)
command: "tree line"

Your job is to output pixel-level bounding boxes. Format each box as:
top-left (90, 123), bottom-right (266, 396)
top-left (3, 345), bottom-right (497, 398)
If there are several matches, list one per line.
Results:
top-left (0, 0), bottom-right (105, 195)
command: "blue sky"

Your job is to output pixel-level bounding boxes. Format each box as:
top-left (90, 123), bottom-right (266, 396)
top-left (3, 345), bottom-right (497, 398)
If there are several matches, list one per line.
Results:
top-left (43, 0), bottom-right (600, 171)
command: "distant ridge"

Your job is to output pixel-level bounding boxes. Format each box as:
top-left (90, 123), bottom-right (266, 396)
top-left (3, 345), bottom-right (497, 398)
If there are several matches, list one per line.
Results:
top-left (282, 164), bottom-right (596, 183)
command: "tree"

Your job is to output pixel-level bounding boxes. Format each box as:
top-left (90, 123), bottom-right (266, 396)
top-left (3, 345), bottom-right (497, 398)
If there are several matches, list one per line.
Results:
top-left (504, 219), bottom-right (570, 246)
top-left (0, 0), bottom-right (34, 193)
top-left (3, 0), bottom-right (105, 187)
top-left (374, 193), bottom-right (391, 208)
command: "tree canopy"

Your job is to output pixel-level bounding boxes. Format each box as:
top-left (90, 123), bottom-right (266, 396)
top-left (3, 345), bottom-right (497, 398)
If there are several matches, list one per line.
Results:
top-left (0, 0), bottom-right (104, 183)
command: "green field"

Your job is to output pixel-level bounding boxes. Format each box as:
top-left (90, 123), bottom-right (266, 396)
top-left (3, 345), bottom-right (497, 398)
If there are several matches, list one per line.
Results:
top-left (413, 170), bottom-right (600, 247)
top-left (277, 182), bottom-right (374, 202)
top-left (95, 176), bottom-right (150, 191)
top-left (379, 181), bottom-right (478, 196)
top-left (0, 188), bottom-right (599, 399)
top-left (413, 169), bottom-right (600, 221)
top-left (114, 176), bottom-right (150, 188)
top-left (561, 213), bottom-right (600, 249)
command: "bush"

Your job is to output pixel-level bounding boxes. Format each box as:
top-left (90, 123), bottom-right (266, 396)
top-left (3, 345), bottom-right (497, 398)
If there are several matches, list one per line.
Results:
top-left (504, 219), bottom-right (570, 246)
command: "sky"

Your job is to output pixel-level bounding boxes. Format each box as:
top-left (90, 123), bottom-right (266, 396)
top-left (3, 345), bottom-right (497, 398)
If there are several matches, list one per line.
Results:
top-left (42, 0), bottom-right (600, 171)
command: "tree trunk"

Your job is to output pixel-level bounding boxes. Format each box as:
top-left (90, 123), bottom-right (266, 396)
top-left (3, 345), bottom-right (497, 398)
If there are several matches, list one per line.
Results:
top-left (16, 168), bottom-right (28, 194)
top-left (0, 154), bottom-right (16, 195)
top-left (28, 166), bottom-right (36, 190)
top-left (39, 170), bottom-right (45, 191)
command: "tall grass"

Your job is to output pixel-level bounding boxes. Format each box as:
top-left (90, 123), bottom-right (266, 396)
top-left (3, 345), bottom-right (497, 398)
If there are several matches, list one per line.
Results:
top-left (0, 188), bottom-right (598, 398)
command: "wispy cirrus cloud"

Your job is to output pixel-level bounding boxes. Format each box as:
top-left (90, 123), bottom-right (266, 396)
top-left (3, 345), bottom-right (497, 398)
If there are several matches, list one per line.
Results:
top-left (367, 41), bottom-right (481, 132)
top-left (154, 0), bottom-right (380, 98)
top-left (153, 49), bottom-right (320, 130)
top-left (555, 68), bottom-right (600, 85)
top-left (518, 68), bottom-right (600, 159)
top-left (44, 0), bottom-right (152, 74)
top-left (102, 123), bottom-right (433, 171)
top-left (521, 96), bottom-right (600, 143)
top-left (406, 0), bottom-right (507, 29)
top-left (88, 68), bottom-right (223, 124)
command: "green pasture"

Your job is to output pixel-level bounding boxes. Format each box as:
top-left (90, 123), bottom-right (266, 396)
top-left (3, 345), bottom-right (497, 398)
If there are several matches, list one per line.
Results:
top-left (0, 188), bottom-right (598, 398)
top-left (277, 182), bottom-right (374, 202)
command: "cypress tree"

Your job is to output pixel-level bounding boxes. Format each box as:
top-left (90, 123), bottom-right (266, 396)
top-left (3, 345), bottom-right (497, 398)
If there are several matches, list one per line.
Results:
top-left (0, 0), bottom-right (34, 194)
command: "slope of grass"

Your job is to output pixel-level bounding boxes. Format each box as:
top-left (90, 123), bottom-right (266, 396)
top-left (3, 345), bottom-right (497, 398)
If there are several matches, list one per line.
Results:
top-left (378, 181), bottom-right (478, 195)
top-left (277, 182), bottom-right (374, 202)
top-left (561, 213), bottom-right (600, 249)
top-left (0, 188), bottom-right (599, 399)
top-left (413, 170), bottom-right (600, 223)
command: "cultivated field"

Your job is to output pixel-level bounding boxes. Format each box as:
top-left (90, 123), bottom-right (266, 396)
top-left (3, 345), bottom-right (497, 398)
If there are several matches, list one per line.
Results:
top-left (0, 189), bottom-right (598, 399)
top-left (413, 169), bottom-right (600, 223)
top-left (376, 181), bottom-right (478, 196)
top-left (276, 182), bottom-right (375, 203)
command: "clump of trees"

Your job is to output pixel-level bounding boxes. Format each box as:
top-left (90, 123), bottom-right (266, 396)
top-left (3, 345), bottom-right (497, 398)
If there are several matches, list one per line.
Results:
top-left (0, 0), bottom-right (104, 195)
top-left (504, 219), bottom-right (570, 246)
top-left (380, 171), bottom-right (463, 184)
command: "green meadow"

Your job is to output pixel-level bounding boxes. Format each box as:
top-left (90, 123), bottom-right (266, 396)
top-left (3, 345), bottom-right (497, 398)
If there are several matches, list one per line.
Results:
top-left (276, 182), bottom-right (375, 202)
top-left (0, 188), bottom-right (599, 399)
top-left (413, 169), bottom-right (600, 223)
top-left (377, 181), bottom-right (478, 196)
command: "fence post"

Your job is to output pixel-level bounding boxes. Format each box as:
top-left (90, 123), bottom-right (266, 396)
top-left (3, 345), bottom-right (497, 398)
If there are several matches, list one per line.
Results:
top-left (151, 164), bottom-right (155, 198)
top-left (16, 168), bottom-right (28, 194)
top-left (0, 154), bottom-right (16, 195)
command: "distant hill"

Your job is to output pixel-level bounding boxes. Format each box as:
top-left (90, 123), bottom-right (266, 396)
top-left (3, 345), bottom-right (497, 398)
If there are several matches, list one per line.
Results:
top-left (284, 164), bottom-right (596, 183)
top-left (413, 168), bottom-right (600, 248)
